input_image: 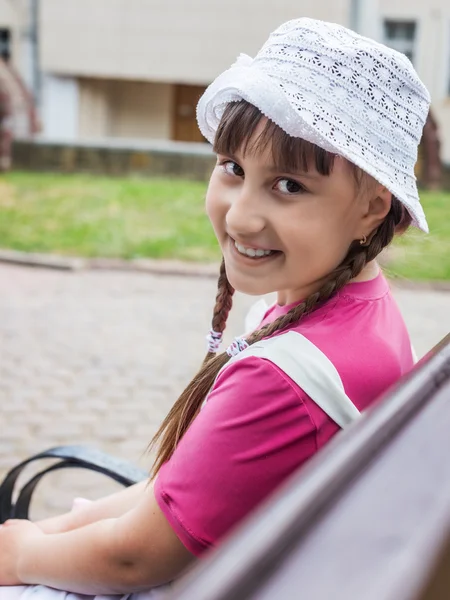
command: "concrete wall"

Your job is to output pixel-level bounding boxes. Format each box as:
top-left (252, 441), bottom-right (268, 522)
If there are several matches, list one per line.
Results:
top-left (37, 0), bottom-right (450, 162)
top-left (41, 74), bottom-right (79, 140)
top-left (12, 138), bottom-right (216, 180)
top-left (78, 78), bottom-right (111, 139)
top-left (0, 0), bottom-right (29, 75)
top-left (3, 0), bottom-right (449, 165)
top-left (0, 0), bottom-right (20, 27)
top-left (78, 79), bottom-right (173, 140)
top-left (39, 0), bottom-right (349, 84)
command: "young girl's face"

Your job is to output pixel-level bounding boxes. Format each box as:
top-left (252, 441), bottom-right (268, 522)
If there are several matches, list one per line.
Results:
top-left (206, 121), bottom-right (377, 305)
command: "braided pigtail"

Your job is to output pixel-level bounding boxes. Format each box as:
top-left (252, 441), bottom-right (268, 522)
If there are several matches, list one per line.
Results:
top-left (150, 199), bottom-right (404, 477)
top-left (204, 259), bottom-right (235, 363)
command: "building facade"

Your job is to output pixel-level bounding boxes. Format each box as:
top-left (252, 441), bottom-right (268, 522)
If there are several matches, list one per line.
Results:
top-left (0, 0), bottom-right (30, 73)
top-left (1, 0), bottom-right (450, 163)
top-left (36, 0), bottom-right (349, 145)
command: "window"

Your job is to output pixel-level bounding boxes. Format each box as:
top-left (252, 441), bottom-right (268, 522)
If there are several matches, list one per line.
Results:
top-left (383, 20), bottom-right (416, 63)
top-left (0, 28), bottom-right (11, 62)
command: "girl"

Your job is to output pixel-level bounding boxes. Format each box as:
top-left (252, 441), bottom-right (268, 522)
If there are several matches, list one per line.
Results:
top-left (0, 16), bottom-right (430, 599)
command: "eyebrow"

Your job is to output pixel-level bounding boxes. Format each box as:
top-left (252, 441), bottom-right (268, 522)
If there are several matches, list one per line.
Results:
top-left (266, 165), bottom-right (321, 179)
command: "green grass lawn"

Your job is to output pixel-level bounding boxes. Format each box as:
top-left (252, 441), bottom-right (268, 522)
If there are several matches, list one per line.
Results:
top-left (0, 171), bottom-right (218, 262)
top-left (383, 191), bottom-right (450, 282)
top-left (0, 171), bottom-right (449, 280)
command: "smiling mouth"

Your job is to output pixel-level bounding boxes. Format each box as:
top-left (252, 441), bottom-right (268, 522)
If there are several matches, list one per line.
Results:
top-left (232, 239), bottom-right (280, 259)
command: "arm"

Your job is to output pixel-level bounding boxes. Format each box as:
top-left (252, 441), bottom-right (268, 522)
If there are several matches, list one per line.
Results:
top-left (2, 482), bottom-right (193, 594)
top-left (37, 479), bottom-right (150, 534)
top-left (3, 358), bottom-right (313, 592)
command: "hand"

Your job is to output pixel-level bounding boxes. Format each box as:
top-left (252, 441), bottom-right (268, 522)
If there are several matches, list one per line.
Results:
top-left (36, 498), bottom-right (94, 534)
top-left (0, 519), bottom-right (44, 585)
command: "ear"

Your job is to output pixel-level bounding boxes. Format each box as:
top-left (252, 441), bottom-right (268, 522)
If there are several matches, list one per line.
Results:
top-left (360, 184), bottom-right (392, 237)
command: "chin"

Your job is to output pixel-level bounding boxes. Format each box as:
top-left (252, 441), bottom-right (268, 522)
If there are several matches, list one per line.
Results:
top-left (226, 269), bottom-right (277, 297)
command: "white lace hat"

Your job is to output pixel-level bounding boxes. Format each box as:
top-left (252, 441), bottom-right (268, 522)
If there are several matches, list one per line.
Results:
top-left (197, 18), bottom-right (431, 232)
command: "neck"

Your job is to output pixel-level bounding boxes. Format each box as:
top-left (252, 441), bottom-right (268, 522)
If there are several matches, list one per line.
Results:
top-left (351, 259), bottom-right (380, 282)
top-left (276, 260), bottom-right (380, 306)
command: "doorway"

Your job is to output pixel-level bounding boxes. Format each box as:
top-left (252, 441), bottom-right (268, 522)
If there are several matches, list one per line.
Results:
top-left (172, 84), bottom-right (207, 143)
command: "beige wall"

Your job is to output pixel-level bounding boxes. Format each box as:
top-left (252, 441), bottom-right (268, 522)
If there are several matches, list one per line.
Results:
top-left (34, 0), bottom-right (450, 162)
top-left (435, 105), bottom-right (450, 165)
top-left (0, 0), bottom-right (20, 34)
top-left (379, 0), bottom-right (449, 99)
top-left (79, 78), bottom-right (173, 140)
top-left (379, 0), bottom-right (450, 163)
top-left (78, 79), bottom-right (111, 138)
top-left (40, 0), bottom-right (349, 84)
top-left (0, 0), bottom-right (28, 71)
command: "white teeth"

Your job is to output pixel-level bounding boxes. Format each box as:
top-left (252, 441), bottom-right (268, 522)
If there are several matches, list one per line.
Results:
top-left (234, 241), bottom-right (274, 258)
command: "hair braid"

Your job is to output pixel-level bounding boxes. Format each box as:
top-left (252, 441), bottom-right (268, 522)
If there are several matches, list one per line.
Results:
top-left (204, 259), bottom-right (235, 364)
top-left (149, 199), bottom-right (403, 477)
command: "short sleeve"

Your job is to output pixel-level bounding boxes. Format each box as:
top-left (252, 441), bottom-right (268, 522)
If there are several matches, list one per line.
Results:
top-left (154, 356), bottom-right (317, 556)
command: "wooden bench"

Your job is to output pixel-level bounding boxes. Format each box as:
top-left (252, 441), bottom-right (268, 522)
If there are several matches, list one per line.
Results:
top-left (1, 333), bottom-right (450, 600)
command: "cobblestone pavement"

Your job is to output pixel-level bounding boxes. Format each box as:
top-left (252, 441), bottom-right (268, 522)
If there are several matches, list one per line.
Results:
top-left (0, 263), bottom-right (449, 519)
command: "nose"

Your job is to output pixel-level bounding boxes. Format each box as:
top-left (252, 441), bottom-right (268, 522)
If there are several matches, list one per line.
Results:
top-left (225, 182), bottom-right (266, 237)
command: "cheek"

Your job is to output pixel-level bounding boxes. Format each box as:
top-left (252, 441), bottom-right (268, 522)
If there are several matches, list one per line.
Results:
top-left (205, 174), bottom-right (225, 222)
top-left (205, 175), bottom-right (234, 238)
top-left (309, 222), bottom-right (354, 274)
top-left (283, 211), bottom-right (352, 273)
top-left (205, 184), bottom-right (230, 249)
top-left (204, 189), bottom-right (217, 222)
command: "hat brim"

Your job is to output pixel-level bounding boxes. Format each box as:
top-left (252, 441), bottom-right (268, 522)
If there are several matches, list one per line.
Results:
top-left (197, 64), bottom-right (428, 233)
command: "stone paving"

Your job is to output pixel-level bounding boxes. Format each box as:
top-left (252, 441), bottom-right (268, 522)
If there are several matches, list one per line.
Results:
top-left (0, 263), bottom-right (449, 519)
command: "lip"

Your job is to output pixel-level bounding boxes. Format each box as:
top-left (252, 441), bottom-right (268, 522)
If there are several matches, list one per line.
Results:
top-left (228, 236), bottom-right (282, 264)
top-left (230, 236), bottom-right (277, 253)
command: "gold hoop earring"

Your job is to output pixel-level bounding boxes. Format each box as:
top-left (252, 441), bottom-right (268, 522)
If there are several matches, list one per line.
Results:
top-left (359, 235), bottom-right (367, 246)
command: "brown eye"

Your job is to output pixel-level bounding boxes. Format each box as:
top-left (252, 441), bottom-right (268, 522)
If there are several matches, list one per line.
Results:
top-left (275, 178), bottom-right (305, 194)
top-left (223, 161), bottom-right (244, 177)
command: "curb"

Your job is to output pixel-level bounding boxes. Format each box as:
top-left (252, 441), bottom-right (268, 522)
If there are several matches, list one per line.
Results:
top-left (0, 249), bottom-right (219, 279)
top-left (0, 249), bottom-right (86, 271)
top-left (89, 257), bottom-right (219, 278)
top-left (0, 248), bottom-right (449, 291)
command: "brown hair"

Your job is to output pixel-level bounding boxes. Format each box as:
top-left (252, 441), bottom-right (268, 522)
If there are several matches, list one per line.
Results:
top-left (149, 100), bottom-right (412, 476)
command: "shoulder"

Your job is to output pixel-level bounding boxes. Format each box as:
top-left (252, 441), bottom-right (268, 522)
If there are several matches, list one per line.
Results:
top-left (207, 353), bottom-right (314, 423)
top-left (155, 354), bottom-right (319, 555)
top-left (292, 278), bottom-right (410, 360)
top-left (289, 287), bottom-right (413, 411)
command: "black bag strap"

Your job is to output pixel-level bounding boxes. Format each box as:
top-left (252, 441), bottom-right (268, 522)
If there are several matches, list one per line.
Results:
top-left (0, 445), bottom-right (148, 523)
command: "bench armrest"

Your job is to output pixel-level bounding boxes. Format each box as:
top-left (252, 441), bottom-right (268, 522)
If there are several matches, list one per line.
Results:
top-left (0, 445), bottom-right (148, 523)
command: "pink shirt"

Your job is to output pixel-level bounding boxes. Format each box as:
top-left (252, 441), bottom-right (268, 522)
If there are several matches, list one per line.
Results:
top-left (154, 272), bottom-right (414, 556)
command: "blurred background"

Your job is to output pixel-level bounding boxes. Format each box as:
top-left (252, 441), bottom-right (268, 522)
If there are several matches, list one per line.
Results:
top-left (0, 0), bottom-right (449, 519)
top-left (0, 0), bottom-right (448, 153)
